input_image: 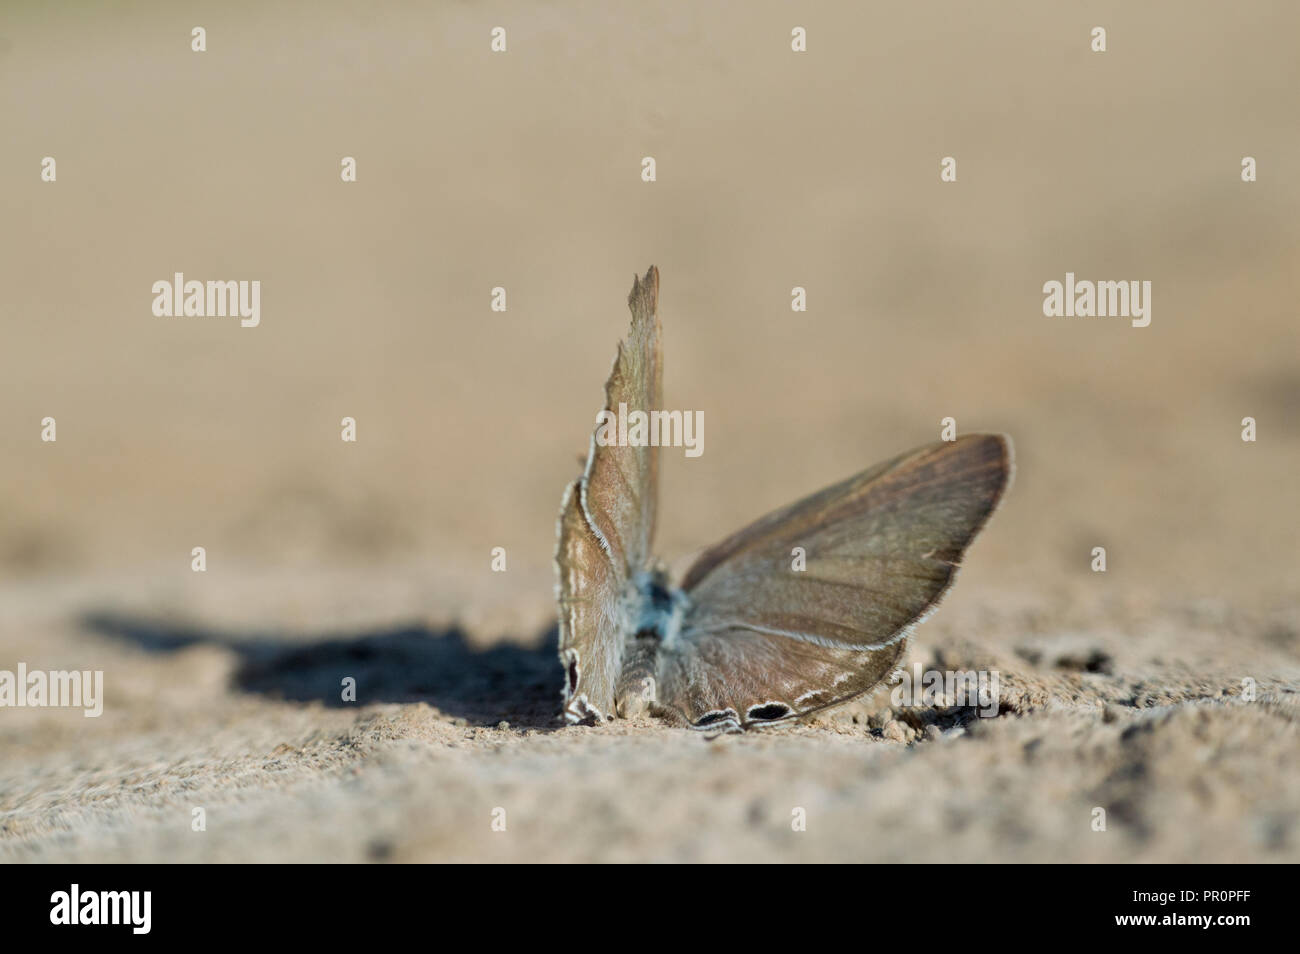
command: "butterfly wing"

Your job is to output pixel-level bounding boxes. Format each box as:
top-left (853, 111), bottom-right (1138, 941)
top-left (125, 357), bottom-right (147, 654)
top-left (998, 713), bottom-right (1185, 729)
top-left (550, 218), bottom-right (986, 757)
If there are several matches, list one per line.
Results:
top-left (656, 434), bottom-right (1012, 730)
top-left (581, 266), bottom-right (662, 575)
top-left (555, 480), bottom-right (623, 722)
top-left (655, 628), bottom-right (905, 730)
top-left (555, 266), bottom-right (663, 722)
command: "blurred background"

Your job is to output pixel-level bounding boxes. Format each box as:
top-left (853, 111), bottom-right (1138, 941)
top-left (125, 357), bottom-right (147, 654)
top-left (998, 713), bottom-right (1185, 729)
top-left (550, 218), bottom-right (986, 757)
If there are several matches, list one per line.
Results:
top-left (0, 1), bottom-right (1296, 862)
top-left (3, 0), bottom-right (1296, 608)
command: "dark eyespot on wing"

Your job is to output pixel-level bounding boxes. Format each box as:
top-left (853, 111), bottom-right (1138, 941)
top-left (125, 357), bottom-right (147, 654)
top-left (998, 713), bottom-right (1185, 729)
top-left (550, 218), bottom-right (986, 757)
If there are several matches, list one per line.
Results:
top-left (746, 703), bottom-right (791, 722)
top-left (694, 709), bottom-right (737, 727)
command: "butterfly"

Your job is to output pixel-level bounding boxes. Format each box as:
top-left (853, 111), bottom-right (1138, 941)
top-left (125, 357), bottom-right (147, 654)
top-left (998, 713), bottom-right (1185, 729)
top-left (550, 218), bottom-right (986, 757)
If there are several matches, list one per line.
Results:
top-left (555, 266), bottom-right (1012, 732)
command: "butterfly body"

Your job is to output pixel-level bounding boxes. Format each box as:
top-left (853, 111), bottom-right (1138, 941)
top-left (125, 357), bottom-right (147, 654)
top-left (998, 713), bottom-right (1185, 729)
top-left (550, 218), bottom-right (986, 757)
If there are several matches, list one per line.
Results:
top-left (609, 569), bottom-right (683, 719)
top-left (555, 267), bottom-right (1012, 732)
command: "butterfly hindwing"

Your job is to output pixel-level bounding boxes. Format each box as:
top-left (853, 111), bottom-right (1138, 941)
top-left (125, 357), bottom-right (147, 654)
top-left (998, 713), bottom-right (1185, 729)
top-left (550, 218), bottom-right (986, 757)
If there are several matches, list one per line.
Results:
top-left (654, 627), bottom-right (906, 731)
top-left (555, 480), bottom-right (623, 722)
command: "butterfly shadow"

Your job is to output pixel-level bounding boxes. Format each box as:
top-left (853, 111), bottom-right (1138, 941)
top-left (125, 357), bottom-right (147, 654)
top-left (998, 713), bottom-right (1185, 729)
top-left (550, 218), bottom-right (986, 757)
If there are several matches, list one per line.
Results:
top-left (80, 610), bottom-right (564, 729)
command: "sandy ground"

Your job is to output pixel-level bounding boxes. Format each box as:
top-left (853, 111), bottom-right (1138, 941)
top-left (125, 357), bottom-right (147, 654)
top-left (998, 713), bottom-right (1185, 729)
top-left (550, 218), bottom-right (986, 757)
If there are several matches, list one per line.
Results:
top-left (1, 2), bottom-right (1298, 862)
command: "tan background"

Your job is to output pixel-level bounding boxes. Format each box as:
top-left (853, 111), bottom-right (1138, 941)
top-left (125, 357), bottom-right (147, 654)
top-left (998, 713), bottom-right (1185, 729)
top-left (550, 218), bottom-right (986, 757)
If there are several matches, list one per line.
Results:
top-left (0, 1), bottom-right (1297, 862)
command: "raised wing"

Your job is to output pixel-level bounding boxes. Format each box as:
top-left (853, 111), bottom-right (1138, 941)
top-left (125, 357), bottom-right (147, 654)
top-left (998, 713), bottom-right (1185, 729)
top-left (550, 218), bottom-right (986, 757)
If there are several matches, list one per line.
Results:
top-left (580, 265), bottom-right (662, 576)
top-left (555, 266), bottom-right (664, 722)
top-left (656, 434), bottom-right (1012, 730)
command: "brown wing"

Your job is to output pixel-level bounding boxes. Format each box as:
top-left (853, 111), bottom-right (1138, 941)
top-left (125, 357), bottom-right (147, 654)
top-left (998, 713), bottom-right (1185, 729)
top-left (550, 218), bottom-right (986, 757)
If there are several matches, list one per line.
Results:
top-left (554, 266), bottom-right (664, 722)
top-left (579, 266), bottom-right (662, 576)
top-left (555, 480), bottom-right (622, 722)
top-left (657, 435), bottom-right (1012, 730)
top-left (655, 627), bottom-right (907, 731)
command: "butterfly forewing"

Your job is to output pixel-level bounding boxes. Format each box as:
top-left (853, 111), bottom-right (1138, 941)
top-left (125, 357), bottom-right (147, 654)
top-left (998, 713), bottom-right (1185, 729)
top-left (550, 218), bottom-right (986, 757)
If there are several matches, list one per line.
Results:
top-left (579, 266), bottom-right (662, 575)
top-left (657, 435), bottom-right (1011, 728)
